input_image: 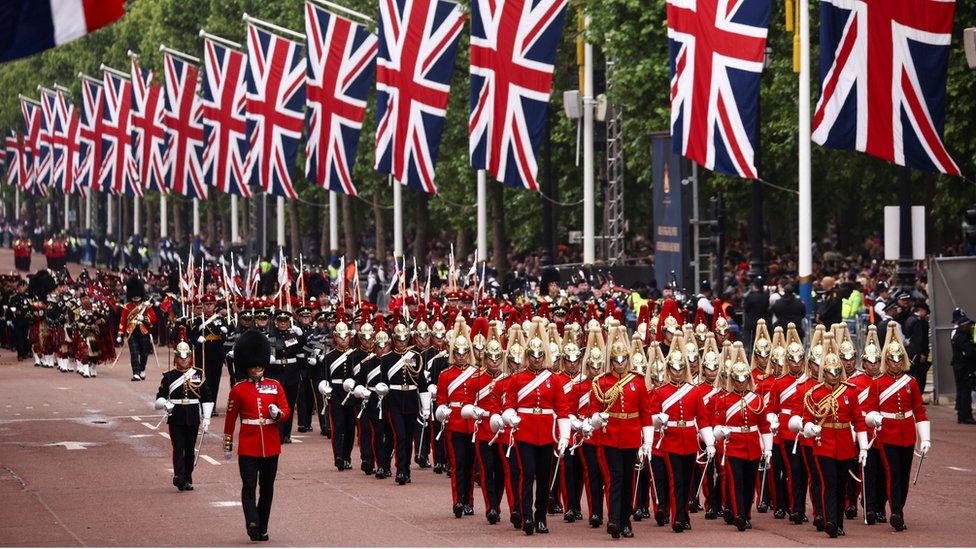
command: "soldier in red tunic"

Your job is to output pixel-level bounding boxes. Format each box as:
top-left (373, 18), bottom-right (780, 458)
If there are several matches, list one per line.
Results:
top-left (471, 324), bottom-right (508, 524)
top-left (223, 329), bottom-right (292, 542)
top-left (13, 237), bottom-right (32, 271)
top-left (555, 326), bottom-right (587, 524)
top-left (579, 325), bottom-right (608, 528)
top-left (695, 334), bottom-right (725, 520)
top-left (769, 323), bottom-right (811, 524)
top-left (864, 321), bottom-right (931, 532)
top-left (853, 326), bottom-right (887, 524)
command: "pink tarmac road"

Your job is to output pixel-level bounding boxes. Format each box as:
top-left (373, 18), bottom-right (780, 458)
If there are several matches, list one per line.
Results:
top-left (0, 249), bottom-right (974, 546)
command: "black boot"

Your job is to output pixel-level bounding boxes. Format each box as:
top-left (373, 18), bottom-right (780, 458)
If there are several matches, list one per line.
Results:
top-left (607, 522), bottom-right (620, 539)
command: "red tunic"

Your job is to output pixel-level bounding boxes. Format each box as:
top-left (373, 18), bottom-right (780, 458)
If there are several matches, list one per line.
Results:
top-left (474, 372), bottom-right (508, 443)
top-left (505, 369), bottom-right (572, 446)
top-left (801, 382), bottom-right (866, 460)
top-left (767, 373), bottom-right (808, 443)
top-left (118, 302), bottom-right (157, 336)
top-left (649, 381), bottom-right (709, 455)
top-left (865, 372), bottom-right (928, 447)
top-left (436, 364), bottom-right (480, 435)
top-left (223, 377), bottom-right (292, 458)
top-left (712, 390), bottom-right (771, 460)
top-left (589, 371), bottom-right (651, 449)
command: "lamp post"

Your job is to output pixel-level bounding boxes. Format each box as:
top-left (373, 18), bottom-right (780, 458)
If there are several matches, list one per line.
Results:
top-left (748, 45), bottom-right (774, 282)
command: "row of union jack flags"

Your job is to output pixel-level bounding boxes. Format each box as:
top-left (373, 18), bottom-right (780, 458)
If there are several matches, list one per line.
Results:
top-left (2, 0), bottom-right (963, 203)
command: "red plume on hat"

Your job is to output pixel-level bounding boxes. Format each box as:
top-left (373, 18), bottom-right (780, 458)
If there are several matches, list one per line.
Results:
top-left (694, 307), bottom-right (707, 327)
top-left (655, 298), bottom-right (683, 342)
top-left (568, 303), bottom-right (581, 325)
top-left (431, 303), bottom-right (444, 325)
top-left (358, 307), bottom-right (373, 328)
top-left (585, 302), bottom-right (597, 322)
top-left (374, 313), bottom-right (387, 334)
top-left (335, 306), bottom-right (347, 325)
top-left (414, 303), bottom-right (428, 329)
top-left (471, 316), bottom-right (490, 340)
top-left (488, 304), bottom-right (500, 322)
top-left (537, 301), bottom-right (550, 321)
top-left (521, 302), bottom-right (533, 324)
top-left (603, 300), bottom-right (616, 321)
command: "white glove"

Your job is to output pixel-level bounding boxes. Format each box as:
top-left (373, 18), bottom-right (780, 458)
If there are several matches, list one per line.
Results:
top-left (766, 412), bottom-right (780, 435)
top-left (154, 397), bottom-right (168, 410)
top-left (116, 336), bottom-right (123, 344)
top-left (353, 385), bottom-right (368, 399)
top-left (581, 418), bottom-right (594, 437)
top-left (699, 426), bottom-right (716, 447)
top-left (374, 382), bottom-right (390, 397)
top-left (224, 450), bottom-right (233, 461)
top-left (916, 420), bottom-right (931, 455)
top-left (557, 438), bottom-right (569, 454)
top-left (652, 413), bottom-right (669, 429)
top-left (557, 418), bottom-right (571, 453)
top-left (706, 445), bottom-right (716, 459)
top-left (202, 402), bottom-right (214, 421)
top-left (268, 403), bottom-right (281, 421)
top-left (589, 412), bottom-right (608, 429)
top-left (165, 401), bottom-right (175, 413)
top-left (460, 404), bottom-right (478, 420)
top-left (197, 335), bottom-right (205, 344)
top-left (342, 378), bottom-right (356, 393)
top-left (427, 384), bottom-right (437, 398)
top-left (137, 314), bottom-right (144, 322)
top-left (762, 449), bottom-right (772, 467)
top-left (201, 418), bottom-right (211, 432)
top-left (308, 357), bottom-right (317, 366)
top-left (291, 326), bottom-right (303, 336)
top-left (857, 430), bottom-right (869, 452)
top-left (858, 448), bottom-right (868, 466)
top-left (865, 411), bottom-right (883, 429)
top-left (220, 326), bottom-right (228, 334)
top-left (802, 422), bottom-right (821, 439)
top-left (475, 406), bottom-right (489, 419)
top-left (502, 408), bottom-right (519, 427)
top-left (419, 392), bottom-right (432, 420)
top-left (317, 380), bottom-right (331, 396)
top-left (226, 350), bottom-right (234, 360)
top-left (435, 404), bottom-right (452, 422)
top-left (489, 413), bottom-right (505, 433)
top-left (788, 415), bottom-right (804, 434)
top-left (714, 425), bottom-right (730, 440)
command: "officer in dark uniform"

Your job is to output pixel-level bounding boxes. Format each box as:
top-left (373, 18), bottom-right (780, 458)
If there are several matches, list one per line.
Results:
top-left (155, 337), bottom-right (215, 491)
top-left (951, 315), bottom-right (976, 424)
top-left (350, 312), bottom-right (376, 474)
top-left (10, 279), bottom-right (33, 361)
top-left (321, 307), bottom-right (356, 470)
top-left (265, 310), bottom-right (306, 443)
top-left (357, 314), bottom-right (393, 479)
top-left (191, 293), bottom-right (229, 409)
top-left (426, 309), bottom-right (450, 474)
top-left (295, 302), bottom-right (323, 433)
top-left (224, 303), bottom-right (254, 386)
top-left (412, 307), bottom-right (437, 468)
top-left (310, 308), bottom-right (333, 438)
top-left (384, 316), bottom-right (428, 484)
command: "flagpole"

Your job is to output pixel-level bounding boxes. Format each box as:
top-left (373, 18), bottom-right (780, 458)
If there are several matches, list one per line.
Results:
top-left (160, 194), bottom-right (168, 238)
top-left (106, 194), bottom-right (113, 235)
top-left (15, 189), bottom-right (20, 221)
top-left (582, 14), bottom-right (595, 265)
top-left (133, 195), bottom-right (140, 235)
top-left (64, 193), bottom-right (69, 229)
top-left (231, 194), bottom-right (240, 243)
top-left (193, 198), bottom-right (201, 235)
top-left (392, 175), bottom-right (403, 258)
top-left (477, 170), bottom-right (487, 262)
top-left (85, 191), bottom-right (91, 228)
top-left (276, 196), bottom-right (285, 248)
top-left (329, 191), bottom-right (339, 254)
top-left (798, 0), bottom-right (813, 315)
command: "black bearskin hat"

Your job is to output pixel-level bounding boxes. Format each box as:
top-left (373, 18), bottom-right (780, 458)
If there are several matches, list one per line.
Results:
top-left (125, 276), bottom-right (146, 301)
top-left (28, 270), bottom-right (57, 300)
top-left (233, 329), bottom-right (272, 370)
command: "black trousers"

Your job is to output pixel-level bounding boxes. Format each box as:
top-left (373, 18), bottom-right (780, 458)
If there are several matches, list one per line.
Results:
top-left (726, 457), bottom-right (759, 520)
top-left (666, 452), bottom-right (695, 525)
top-left (449, 432), bottom-right (475, 506)
top-left (703, 456), bottom-right (722, 512)
top-left (433, 421), bottom-right (448, 466)
top-left (772, 442), bottom-right (791, 512)
top-left (238, 455), bottom-right (279, 534)
top-left (14, 319), bottom-right (30, 359)
top-left (413, 417), bottom-right (432, 462)
top-left (650, 454), bottom-right (670, 518)
top-left (476, 440), bottom-right (505, 512)
top-left (296, 372), bottom-right (320, 430)
top-left (880, 443), bottom-right (914, 515)
top-left (864, 447), bottom-right (887, 515)
top-left (278, 382), bottom-right (299, 441)
top-left (802, 445), bottom-right (824, 517)
top-left (388, 409), bottom-right (418, 476)
top-left (369, 408), bottom-right (392, 470)
top-left (169, 423), bottom-right (198, 484)
top-left (359, 404), bottom-right (374, 467)
top-left (562, 446), bottom-right (583, 514)
top-left (602, 447), bottom-right (638, 527)
top-left (581, 443), bottom-right (604, 519)
top-left (128, 332), bottom-right (152, 375)
top-left (952, 365), bottom-right (974, 421)
top-left (330, 400), bottom-right (357, 462)
top-left (516, 441), bottom-right (554, 524)
top-left (506, 442), bottom-right (523, 515)
top-left (812, 455), bottom-right (851, 528)
top-left (784, 440), bottom-right (808, 515)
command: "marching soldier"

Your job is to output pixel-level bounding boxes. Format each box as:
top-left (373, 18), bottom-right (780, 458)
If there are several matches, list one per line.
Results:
top-left (426, 306), bottom-right (451, 474)
top-left (855, 326), bottom-right (886, 524)
top-left (13, 236), bottom-right (32, 271)
top-left (769, 323), bottom-right (810, 524)
top-left (322, 307), bottom-right (357, 471)
top-left (118, 276), bottom-right (157, 381)
top-left (266, 310), bottom-right (306, 444)
top-left (154, 333), bottom-right (215, 491)
top-left (385, 314), bottom-right (428, 485)
top-left (359, 315), bottom-right (393, 479)
top-left (350, 311), bottom-right (377, 474)
top-left (295, 302), bottom-right (322, 434)
top-left (191, 294), bottom-right (229, 408)
top-left (223, 329), bottom-right (292, 542)
top-left (864, 321), bottom-right (931, 532)
top-left (470, 322), bottom-right (508, 523)
top-left (411, 305), bottom-right (436, 469)
top-left (694, 334), bottom-right (724, 520)
top-left (556, 326), bottom-right (586, 524)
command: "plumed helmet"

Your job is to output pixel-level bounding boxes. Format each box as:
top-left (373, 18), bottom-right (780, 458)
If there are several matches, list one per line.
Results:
top-left (175, 341), bottom-right (192, 359)
top-left (862, 325), bottom-right (882, 364)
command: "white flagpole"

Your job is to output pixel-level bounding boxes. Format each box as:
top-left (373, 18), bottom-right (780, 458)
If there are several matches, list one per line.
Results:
top-left (106, 194), bottom-right (114, 235)
top-left (582, 15), bottom-right (595, 265)
top-left (329, 191), bottom-right (339, 253)
top-left (160, 194), bottom-right (168, 238)
top-left (47, 203), bottom-right (52, 226)
top-left (230, 194), bottom-right (239, 242)
top-left (798, 0), bottom-right (813, 314)
top-left (477, 170), bottom-right (487, 262)
top-left (276, 196), bottom-right (285, 247)
top-left (192, 198), bottom-right (201, 235)
top-left (63, 193), bottom-right (69, 229)
top-left (133, 196), bottom-right (140, 235)
top-left (392, 175), bottom-right (403, 257)
top-left (85, 191), bottom-right (91, 228)
top-left (15, 189), bottom-right (20, 220)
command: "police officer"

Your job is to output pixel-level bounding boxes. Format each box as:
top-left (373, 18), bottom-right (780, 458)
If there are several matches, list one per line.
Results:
top-left (223, 329), bottom-right (291, 542)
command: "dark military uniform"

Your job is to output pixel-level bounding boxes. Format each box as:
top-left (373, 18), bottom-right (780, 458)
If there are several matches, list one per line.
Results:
top-left (356, 350), bottom-right (392, 477)
top-left (156, 365), bottom-right (215, 490)
top-left (266, 324), bottom-right (306, 443)
top-left (382, 347), bottom-right (428, 483)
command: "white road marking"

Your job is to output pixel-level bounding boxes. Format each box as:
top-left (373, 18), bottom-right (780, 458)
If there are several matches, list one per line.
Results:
top-left (158, 432), bottom-right (170, 440)
top-left (141, 422), bottom-right (157, 430)
top-left (42, 403), bottom-right (49, 407)
top-left (25, 406), bottom-right (33, 410)
top-left (201, 455), bottom-right (221, 466)
top-left (129, 434), bottom-right (154, 438)
top-left (210, 501), bottom-right (241, 507)
top-left (45, 441), bottom-right (96, 450)
top-left (947, 466), bottom-right (972, 472)
top-left (131, 416), bottom-right (142, 421)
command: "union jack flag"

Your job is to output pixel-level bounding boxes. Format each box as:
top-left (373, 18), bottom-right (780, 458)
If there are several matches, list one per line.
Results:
top-left (38, 88), bottom-right (59, 189)
top-left (374, 0), bottom-right (465, 193)
top-left (244, 24), bottom-right (307, 199)
top-left (3, 131), bottom-right (23, 189)
top-left (667, 0), bottom-right (770, 179)
top-left (305, 2), bottom-right (377, 196)
top-left (52, 90), bottom-right (82, 194)
top-left (130, 58), bottom-right (168, 193)
top-left (469, 0), bottom-right (567, 191)
top-left (19, 98), bottom-right (44, 196)
top-left (162, 52), bottom-right (207, 199)
top-left (99, 70), bottom-right (140, 196)
top-left (77, 78), bottom-right (105, 190)
top-left (812, 0), bottom-right (959, 175)
top-left (0, 135), bottom-right (6, 176)
top-left (201, 38), bottom-right (251, 197)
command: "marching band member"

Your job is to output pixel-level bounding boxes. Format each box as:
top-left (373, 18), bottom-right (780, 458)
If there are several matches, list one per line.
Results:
top-left (590, 327), bottom-right (652, 539)
top-left (118, 276), bottom-right (157, 381)
top-left (864, 321), bottom-right (931, 532)
top-left (360, 315), bottom-right (393, 479)
top-left (712, 343), bottom-right (773, 532)
top-left (503, 319), bottom-right (572, 535)
top-left (801, 334), bottom-right (870, 538)
top-left (835, 325), bottom-right (862, 520)
top-left (770, 323), bottom-right (811, 524)
top-left (412, 305), bottom-right (436, 469)
top-left (223, 329), bottom-right (292, 542)
top-left (502, 323), bottom-right (527, 529)
top-left (650, 334), bottom-right (715, 533)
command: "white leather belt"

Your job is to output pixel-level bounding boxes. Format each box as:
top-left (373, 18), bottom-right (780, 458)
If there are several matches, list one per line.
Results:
top-left (390, 384), bottom-right (417, 391)
top-left (276, 358), bottom-right (297, 365)
top-left (730, 425), bottom-right (759, 433)
top-left (780, 408), bottom-right (792, 415)
top-left (881, 411), bottom-right (913, 419)
top-left (169, 398), bottom-right (200, 405)
top-left (517, 407), bottom-right (554, 415)
top-left (241, 418), bottom-right (275, 426)
top-left (331, 378), bottom-right (344, 383)
top-left (666, 420), bottom-right (696, 428)
top-left (448, 401), bottom-right (464, 408)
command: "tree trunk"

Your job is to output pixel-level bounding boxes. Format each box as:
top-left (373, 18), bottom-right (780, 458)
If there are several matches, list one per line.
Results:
top-left (206, 196), bottom-right (217, 247)
top-left (289, 199), bottom-right (301, 258)
top-left (172, 199), bottom-right (182, 243)
top-left (220, 194), bottom-right (231, 247)
top-left (342, 193), bottom-right (359, 259)
top-left (145, 196), bottom-right (156, 245)
top-left (373, 186), bottom-right (387, 260)
top-left (456, 229), bottom-right (468, 264)
top-left (491, 183), bottom-right (508, 276)
top-left (413, 192), bottom-right (429, 266)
